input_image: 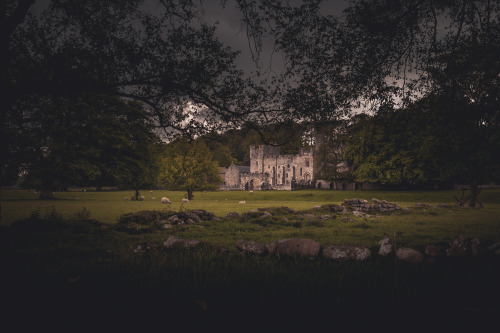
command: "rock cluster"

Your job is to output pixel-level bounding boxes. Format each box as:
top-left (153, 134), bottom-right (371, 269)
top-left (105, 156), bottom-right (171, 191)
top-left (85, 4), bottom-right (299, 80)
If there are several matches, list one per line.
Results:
top-left (164, 236), bottom-right (200, 248)
top-left (164, 210), bottom-right (216, 226)
top-left (342, 198), bottom-right (401, 213)
top-left (139, 233), bottom-right (500, 265)
top-left (323, 246), bottom-right (371, 261)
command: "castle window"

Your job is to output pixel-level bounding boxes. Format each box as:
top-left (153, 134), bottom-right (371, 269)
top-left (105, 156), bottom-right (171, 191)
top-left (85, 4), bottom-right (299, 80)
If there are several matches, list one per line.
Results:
top-left (287, 164), bottom-right (290, 169)
top-left (300, 168), bottom-right (303, 176)
top-left (256, 161), bottom-right (258, 167)
top-left (305, 160), bottom-right (310, 167)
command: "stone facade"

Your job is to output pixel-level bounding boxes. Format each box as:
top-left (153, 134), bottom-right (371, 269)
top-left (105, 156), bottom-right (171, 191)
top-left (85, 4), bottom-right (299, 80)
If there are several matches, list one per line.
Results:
top-left (220, 145), bottom-right (315, 191)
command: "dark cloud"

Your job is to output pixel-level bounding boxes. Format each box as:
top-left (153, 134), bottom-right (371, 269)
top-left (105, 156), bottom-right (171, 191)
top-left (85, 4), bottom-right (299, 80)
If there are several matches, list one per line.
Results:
top-left (28, 0), bottom-right (350, 74)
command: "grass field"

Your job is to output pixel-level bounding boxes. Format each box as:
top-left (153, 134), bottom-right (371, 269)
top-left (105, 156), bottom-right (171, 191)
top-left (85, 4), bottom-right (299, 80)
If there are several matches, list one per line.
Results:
top-left (2, 188), bottom-right (500, 249)
top-left (1, 188), bottom-right (500, 330)
top-left (2, 187), bottom-right (500, 222)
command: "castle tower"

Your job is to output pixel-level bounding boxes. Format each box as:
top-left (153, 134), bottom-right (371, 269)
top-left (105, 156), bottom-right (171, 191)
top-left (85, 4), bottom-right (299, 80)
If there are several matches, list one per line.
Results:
top-left (249, 145), bottom-right (279, 174)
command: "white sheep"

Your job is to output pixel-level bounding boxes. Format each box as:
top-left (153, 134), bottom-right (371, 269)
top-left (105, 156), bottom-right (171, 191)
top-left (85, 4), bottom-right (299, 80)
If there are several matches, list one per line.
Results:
top-left (152, 197), bottom-right (156, 200)
top-left (249, 190), bottom-right (254, 194)
top-left (239, 200), bottom-right (246, 204)
top-left (161, 197), bottom-right (171, 204)
top-left (150, 190), bottom-right (153, 194)
top-left (182, 198), bottom-right (189, 203)
top-left (140, 195), bottom-right (145, 201)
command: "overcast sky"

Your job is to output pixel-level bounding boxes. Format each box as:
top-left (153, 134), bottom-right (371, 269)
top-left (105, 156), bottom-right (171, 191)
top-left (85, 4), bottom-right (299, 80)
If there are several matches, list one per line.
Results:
top-left (199, 0), bottom-right (350, 74)
top-left (29, 0), bottom-right (350, 75)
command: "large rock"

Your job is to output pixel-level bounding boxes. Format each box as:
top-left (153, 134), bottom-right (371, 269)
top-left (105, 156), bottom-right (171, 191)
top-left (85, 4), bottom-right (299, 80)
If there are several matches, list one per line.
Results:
top-left (396, 248), bottom-right (424, 263)
top-left (235, 239), bottom-right (269, 255)
top-left (446, 235), bottom-right (471, 257)
top-left (164, 236), bottom-right (200, 248)
top-left (471, 238), bottom-right (488, 257)
top-left (488, 242), bottom-right (500, 255)
top-left (378, 236), bottom-right (393, 256)
top-left (323, 246), bottom-right (371, 261)
top-left (188, 209), bottom-right (215, 221)
top-left (268, 238), bottom-right (321, 257)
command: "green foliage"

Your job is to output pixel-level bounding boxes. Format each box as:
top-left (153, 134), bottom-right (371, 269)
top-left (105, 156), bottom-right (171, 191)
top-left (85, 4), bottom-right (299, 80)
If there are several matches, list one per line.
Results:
top-left (8, 94), bottom-right (162, 198)
top-left (345, 82), bottom-right (500, 188)
top-left (314, 120), bottom-right (352, 181)
top-left (201, 121), bottom-right (311, 165)
top-left (160, 140), bottom-right (223, 199)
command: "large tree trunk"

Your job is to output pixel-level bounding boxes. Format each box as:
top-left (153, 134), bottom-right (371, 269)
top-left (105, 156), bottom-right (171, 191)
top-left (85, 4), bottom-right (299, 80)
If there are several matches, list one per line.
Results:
top-left (134, 188), bottom-right (140, 201)
top-left (187, 189), bottom-right (194, 201)
top-left (454, 181), bottom-right (483, 208)
top-left (469, 181), bottom-right (481, 208)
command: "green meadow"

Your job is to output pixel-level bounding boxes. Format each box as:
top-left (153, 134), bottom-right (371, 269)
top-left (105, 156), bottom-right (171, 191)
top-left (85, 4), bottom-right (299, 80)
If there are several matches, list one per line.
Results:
top-left (1, 188), bottom-right (500, 329)
top-left (2, 188), bottom-right (500, 249)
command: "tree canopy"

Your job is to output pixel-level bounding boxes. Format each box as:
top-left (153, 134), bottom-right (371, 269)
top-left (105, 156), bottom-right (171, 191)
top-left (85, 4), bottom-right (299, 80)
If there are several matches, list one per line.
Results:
top-left (159, 140), bottom-right (222, 200)
top-left (2, 0), bottom-right (499, 204)
top-left (8, 94), bottom-right (161, 199)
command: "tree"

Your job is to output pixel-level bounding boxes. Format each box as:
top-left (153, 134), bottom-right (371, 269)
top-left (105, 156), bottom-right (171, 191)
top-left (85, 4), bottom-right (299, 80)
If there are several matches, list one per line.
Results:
top-left (237, 0), bottom-right (499, 204)
top-left (8, 94), bottom-right (162, 199)
top-left (159, 140), bottom-right (222, 200)
top-left (345, 90), bottom-right (500, 203)
top-left (236, 0), bottom-right (500, 114)
top-left (314, 120), bottom-right (352, 182)
top-left (2, 0), bottom-right (264, 189)
top-left (344, 104), bottom-right (434, 186)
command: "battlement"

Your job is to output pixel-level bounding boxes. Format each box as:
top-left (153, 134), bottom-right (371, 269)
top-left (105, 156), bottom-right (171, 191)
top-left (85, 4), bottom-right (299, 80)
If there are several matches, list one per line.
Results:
top-left (250, 145), bottom-right (280, 157)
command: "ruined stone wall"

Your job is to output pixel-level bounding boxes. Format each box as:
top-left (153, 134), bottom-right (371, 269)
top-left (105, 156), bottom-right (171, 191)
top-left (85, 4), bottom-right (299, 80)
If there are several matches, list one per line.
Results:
top-left (222, 145), bottom-right (315, 191)
top-left (223, 164), bottom-right (242, 188)
top-left (249, 145), bottom-right (280, 174)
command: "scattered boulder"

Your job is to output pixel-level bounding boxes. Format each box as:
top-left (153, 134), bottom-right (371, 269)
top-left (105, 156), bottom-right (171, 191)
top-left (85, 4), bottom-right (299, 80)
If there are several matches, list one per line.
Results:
top-left (268, 238), bottom-right (321, 257)
top-left (446, 235), bottom-right (471, 257)
top-left (396, 248), bottom-right (424, 263)
top-left (378, 236), bottom-right (393, 256)
top-left (488, 242), bottom-right (500, 255)
top-left (323, 246), bottom-right (371, 261)
top-left (425, 245), bottom-right (445, 258)
top-left (188, 209), bottom-right (215, 221)
top-left (342, 198), bottom-right (401, 213)
top-left (163, 210), bottom-right (215, 225)
top-left (321, 204), bottom-right (344, 213)
top-left (164, 236), bottom-right (200, 248)
top-left (471, 238), bottom-right (488, 257)
top-left (226, 212), bottom-right (240, 218)
top-left (235, 239), bottom-right (269, 255)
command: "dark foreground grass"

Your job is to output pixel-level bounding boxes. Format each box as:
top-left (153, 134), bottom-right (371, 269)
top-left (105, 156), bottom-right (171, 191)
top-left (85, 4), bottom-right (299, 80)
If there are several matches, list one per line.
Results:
top-left (1, 212), bottom-right (500, 331)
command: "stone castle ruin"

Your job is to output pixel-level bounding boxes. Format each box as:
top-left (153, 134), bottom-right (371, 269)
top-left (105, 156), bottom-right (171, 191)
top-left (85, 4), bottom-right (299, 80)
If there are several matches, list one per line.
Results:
top-left (220, 145), bottom-right (315, 191)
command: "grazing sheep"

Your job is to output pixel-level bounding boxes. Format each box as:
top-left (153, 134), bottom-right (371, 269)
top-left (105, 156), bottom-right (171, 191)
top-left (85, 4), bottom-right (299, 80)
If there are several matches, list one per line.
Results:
top-left (249, 190), bottom-right (254, 194)
top-left (150, 190), bottom-right (153, 194)
top-left (182, 198), bottom-right (189, 203)
top-left (161, 197), bottom-right (171, 204)
top-left (140, 195), bottom-right (145, 201)
top-left (239, 200), bottom-right (246, 204)
top-left (152, 197), bottom-right (156, 200)
top-left (125, 197), bottom-right (130, 200)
